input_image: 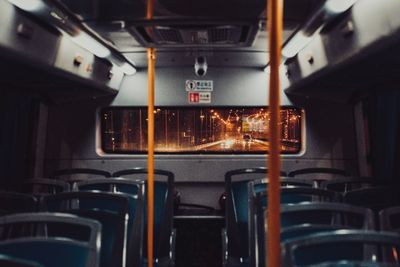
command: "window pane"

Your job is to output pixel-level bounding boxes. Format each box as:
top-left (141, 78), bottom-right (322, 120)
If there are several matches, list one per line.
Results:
top-left (101, 107), bottom-right (302, 154)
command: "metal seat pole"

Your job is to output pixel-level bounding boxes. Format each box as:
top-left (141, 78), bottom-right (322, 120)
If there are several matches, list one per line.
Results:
top-left (147, 0), bottom-right (155, 265)
top-left (267, 0), bottom-right (284, 266)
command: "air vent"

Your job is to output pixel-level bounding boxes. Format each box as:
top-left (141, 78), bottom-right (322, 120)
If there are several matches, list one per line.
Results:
top-left (128, 21), bottom-right (259, 48)
top-left (156, 27), bottom-right (183, 44)
top-left (208, 27), bottom-right (230, 43)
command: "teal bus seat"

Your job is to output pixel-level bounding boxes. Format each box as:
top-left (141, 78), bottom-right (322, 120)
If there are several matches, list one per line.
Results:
top-left (0, 253), bottom-right (44, 267)
top-left (302, 260), bottom-right (400, 267)
top-left (288, 168), bottom-right (350, 178)
top-left (0, 213), bottom-right (101, 267)
top-left (321, 177), bottom-right (376, 193)
top-left (248, 185), bottom-right (341, 267)
top-left (223, 168), bottom-right (289, 267)
top-left (75, 178), bottom-right (145, 267)
top-left (288, 168), bottom-right (351, 188)
top-left (344, 187), bottom-right (400, 214)
top-left (279, 203), bottom-right (375, 230)
top-left (112, 168), bottom-right (175, 267)
top-left (51, 168), bottom-right (112, 186)
top-left (254, 203), bottom-right (375, 267)
top-left (42, 191), bottom-right (138, 267)
top-left (51, 168), bottom-right (112, 178)
top-left (282, 230), bottom-right (400, 267)
top-left (0, 239), bottom-right (91, 267)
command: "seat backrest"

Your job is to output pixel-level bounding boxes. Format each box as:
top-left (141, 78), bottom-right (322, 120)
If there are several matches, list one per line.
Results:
top-left (42, 191), bottom-right (132, 267)
top-left (22, 179), bottom-right (70, 196)
top-left (288, 168), bottom-right (350, 178)
top-left (0, 254), bottom-right (44, 267)
top-left (254, 203), bottom-right (375, 267)
top-left (344, 187), bottom-right (400, 214)
top-left (288, 168), bottom-right (351, 187)
top-left (0, 213), bottom-right (101, 267)
top-left (0, 192), bottom-right (37, 216)
top-left (282, 230), bottom-right (400, 267)
top-left (112, 168), bottom-right (174, 261)
top-left (249, 187), bottom-right (341, 267)
top-left (51, 168), bottom-right (112, 185)
top-left (224, 167), bottom-right (287, 259)
top-left (0, 239), bottom-right (93, 267)
top-left (279, 203), bottom-right (375, 230)
top-left (302, 260), bottom-right (400, 267)
top-left (74, 179), bottom-right (145, 267)
top-left (321, 177), bottom-right (376, 193)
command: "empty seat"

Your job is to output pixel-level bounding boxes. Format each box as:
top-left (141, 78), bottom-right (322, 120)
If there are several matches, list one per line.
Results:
top-left (281, 230), bottom-right (400, 267)
top-left (344, 186), bottom-right (400, 214)
top-left (248, 186), bottom-right (341, 267)
top-left (254, 203), bottom-right (375, 267)
top-left (0, 254), bottom-right (44, 267)
top-left (303, 261), bottom-right (400, 267)
top-left (51, 168), bottom-right (112, 185)
top-left (22, 179), bottom-right (70, 196)
top-left (288, 168), bottom-right (351, 186)
top-left (75, 178), bottom-right (145, 267)
top-left (0, 192), bottom-right (37, 216)
top-left (223, 167), bottom-right (288, 266)
top-left (288, 167), bottom-right (350, 178)
top-left (321, 178), bottom-right (376, 193)
top-left (112, 168), bottom-right (175, 267)
top-left (279, 203), bottom-right (375, 230)
top-left (0, 212), bottom-right (101, 267)
top-left (42, 191), bottom-right (141, 267)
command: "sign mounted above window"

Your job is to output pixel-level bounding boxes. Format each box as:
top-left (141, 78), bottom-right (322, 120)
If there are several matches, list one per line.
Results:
top-left (185, 80), bottom-right (213, 91)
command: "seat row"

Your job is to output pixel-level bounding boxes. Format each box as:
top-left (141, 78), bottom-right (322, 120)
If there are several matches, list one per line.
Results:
top-left (0, 168), bottom-right (176, 267)
top-left (223, 167), bottom-right (400, 267)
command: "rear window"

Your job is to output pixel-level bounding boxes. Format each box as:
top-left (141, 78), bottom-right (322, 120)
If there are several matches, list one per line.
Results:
top-left (100, 107), bottom-right (302, 154)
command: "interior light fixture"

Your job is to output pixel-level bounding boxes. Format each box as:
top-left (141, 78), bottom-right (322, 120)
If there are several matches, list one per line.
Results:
top-left (281, 31), bottom-right (312, 59)
top-left (325, 0), bottom-right (358, 14)
top-left (7, 0), bottom-right (45, 11)
top-left (70, 32), bottom-right (111, 58)
top-left (120, 62), bottom-right (137, 75)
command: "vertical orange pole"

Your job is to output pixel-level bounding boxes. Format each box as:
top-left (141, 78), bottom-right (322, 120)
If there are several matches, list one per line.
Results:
top-left (147, 47), bottom-right (156, 267)
top-left (147, 1), bottom-right (155, 267)
top-left (267, 0), bottom-right (284, 266)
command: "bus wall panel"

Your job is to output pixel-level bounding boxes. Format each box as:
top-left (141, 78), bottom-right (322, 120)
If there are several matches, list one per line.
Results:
top-left (43, 67), bottom-right (358, 208)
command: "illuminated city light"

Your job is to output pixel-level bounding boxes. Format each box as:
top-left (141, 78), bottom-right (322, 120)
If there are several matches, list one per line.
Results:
top-left (101, 108), bottom-right (302, 153)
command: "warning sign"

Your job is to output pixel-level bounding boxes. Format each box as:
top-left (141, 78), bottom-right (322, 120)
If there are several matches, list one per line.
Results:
top-left (185, 80), bottom-right (213, 91)
top-left (188, 92), bottom-right (212, 104)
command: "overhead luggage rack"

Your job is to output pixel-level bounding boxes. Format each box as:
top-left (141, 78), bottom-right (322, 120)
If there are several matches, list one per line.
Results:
top-left (284, 0), bottom-right (400, 102)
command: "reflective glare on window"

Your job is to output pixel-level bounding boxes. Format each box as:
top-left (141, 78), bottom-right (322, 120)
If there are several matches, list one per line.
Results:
top-left (101, 107), bottom-right (302, 154)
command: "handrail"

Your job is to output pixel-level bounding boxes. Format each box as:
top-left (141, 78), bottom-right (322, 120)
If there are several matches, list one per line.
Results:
top-left (266, 0), bottom-right (284, 266)
top-left (147, 0), bottom-right (156, 265)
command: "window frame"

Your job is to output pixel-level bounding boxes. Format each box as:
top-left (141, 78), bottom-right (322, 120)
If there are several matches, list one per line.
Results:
top-left (97, 106), bottom-right (305, 156)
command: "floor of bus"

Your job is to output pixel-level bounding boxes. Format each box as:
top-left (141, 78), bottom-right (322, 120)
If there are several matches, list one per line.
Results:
top-left (174, 209), bottom-right (224, 267)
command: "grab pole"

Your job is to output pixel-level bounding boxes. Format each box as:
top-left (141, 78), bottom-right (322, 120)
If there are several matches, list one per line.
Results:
top-left (146, 0), bottom-right (155, 266)
top-left (266, 0), bottom-right (284, 266)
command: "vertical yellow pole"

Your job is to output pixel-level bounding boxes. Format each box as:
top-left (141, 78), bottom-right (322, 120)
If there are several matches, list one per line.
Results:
top-left (147, 47), bottom-right (156, 267)
top-left (147, 1), bottom-right (155, 267)
top-left (267, 0), bottom-right (284, 266)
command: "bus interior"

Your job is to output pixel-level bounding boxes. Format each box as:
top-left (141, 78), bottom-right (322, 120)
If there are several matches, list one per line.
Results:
top-left (1, 0), bottom-right (400, 266)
